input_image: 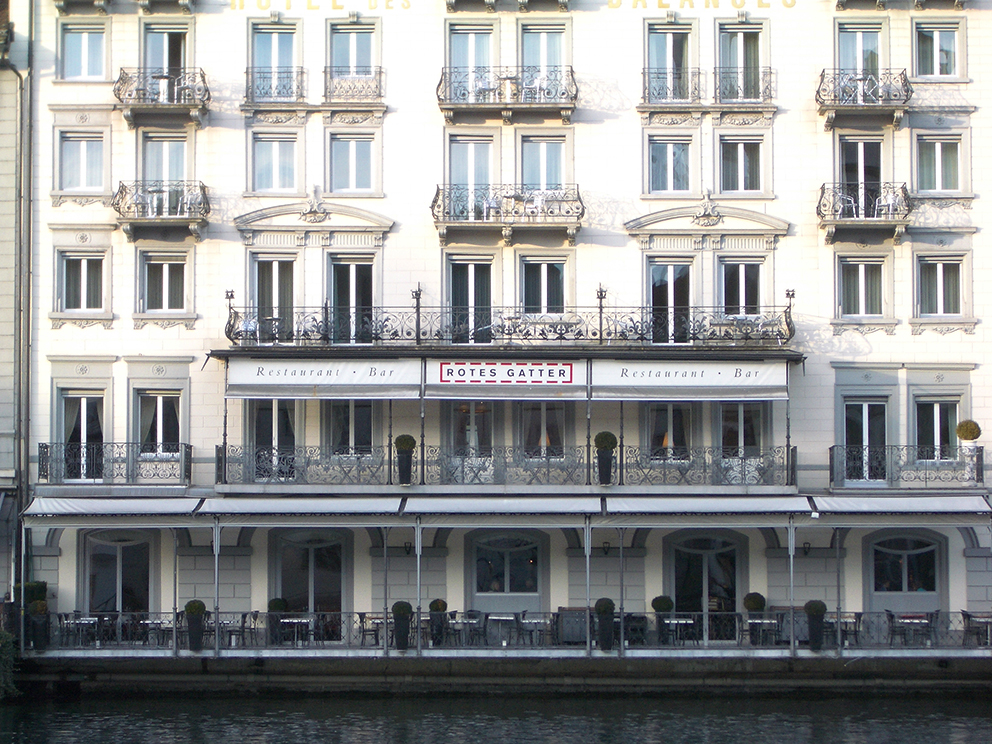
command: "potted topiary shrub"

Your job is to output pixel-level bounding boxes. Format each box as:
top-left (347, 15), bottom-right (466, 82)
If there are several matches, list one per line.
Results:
top-left (594, 597), bottom-right (616, 651)
top-left (27, 600), bottom-right (49, 652)
top-left (594, 431), bottom-right (618, 485)
top-left (956, 419), bottom-right (982, 443)
top-left (804, 599), bottom-right (828, 652)
top-left (428, 598), bottom-right (448, 647)
top-left (395, 435), bottom-right (417, 485)
top-left (267, 597), bottom-right (288, 646)
top-left (956, 420), bottom-right (982, 481)
top-left (184, 599), bottom-right (206, 652)
top-left (392, 600), bottom-right (413, 650)
top-left (651, 595), bottom-right (674, 645)
top-left (743, 591), bottom-right (767, 645)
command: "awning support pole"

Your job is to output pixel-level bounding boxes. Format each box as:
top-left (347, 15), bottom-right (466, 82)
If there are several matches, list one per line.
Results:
top-left (18, 523), bottom-right (26, 655)
top-left (618, 527), bottom-right (626, 657)
top-left (788, 515), bottom-right (796, 657)
top-left (173, 528), bottom-right (179, 657)
top-left (213, 518), bottom-right (221, 658)
top-left (415, 517), bottom-right (422, 655)
top-left (584, 516), bottom-right (591, 656)
top-left (382, 526), bottom-right (390, 657)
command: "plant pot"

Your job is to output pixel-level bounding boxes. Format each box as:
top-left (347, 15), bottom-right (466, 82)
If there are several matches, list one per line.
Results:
top-left (268, 614), bottom-right (283, 646)
top-left (597, 613), bottom-right (614, 651)
top-left (429, 612), bottom-right (447, 647)
top-left (807, 613), bottom-right (825, 651)
top-left (30, 614), bottom-right (49, 652)
top-left (597, 451), bottom-right (614, 485)
top-left (397, 450), bottom-right (414, 485)
top-left (393, 613), bottom-right (411, 650)
top-left (187, 613), bottom-right (204, 652)
top-left (655, 613), bottom-right (671, 646)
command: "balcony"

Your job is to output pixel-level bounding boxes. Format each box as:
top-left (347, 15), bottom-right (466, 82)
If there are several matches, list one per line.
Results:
top-left (816, 182), bottom-right (911, 244)
top-left (38, 443), bottom-right (193, 486)
top-left (712, 67), bottom-right (775, 123)
top-left (111, 180), bottom-right (209, 241)
top-left (816, 69), bottom-right (912, 130)
top-left (223, 303), bottom-right (795, 348)
top-left (828, 445), bottom-right (984, 489)
top-left (323, 66), bottom-right (385, 112)
top-left (636, 68), bottom-right (705, 123)
top-left (431, 184), bottom-right (584, 246)
top-left (436, 66), bottom-right (578, 124)
top-left (113, 68), bottom-right (210, 128)
top-left (216, 445), bottom-right (796, 488)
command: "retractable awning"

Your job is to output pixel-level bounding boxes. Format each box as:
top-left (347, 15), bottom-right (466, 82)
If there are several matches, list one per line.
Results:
top-left (22, 498), bottom-right (206, 528)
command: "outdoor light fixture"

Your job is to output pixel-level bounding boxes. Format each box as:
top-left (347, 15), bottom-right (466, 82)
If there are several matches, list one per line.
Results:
top-left (602, 541), bottom-right (611, 556)
top-left (404, 542), bottom-right (413, 555)
top-left (803, 541), bottom-right (811, 556)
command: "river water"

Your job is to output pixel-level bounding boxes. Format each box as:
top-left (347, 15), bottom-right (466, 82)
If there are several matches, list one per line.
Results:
top-left (1, 694), bottom-right (991, 743)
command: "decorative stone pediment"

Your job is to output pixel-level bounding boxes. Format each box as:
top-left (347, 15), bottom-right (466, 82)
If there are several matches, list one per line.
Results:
top-left (235, 186), bottom-right (393, 249)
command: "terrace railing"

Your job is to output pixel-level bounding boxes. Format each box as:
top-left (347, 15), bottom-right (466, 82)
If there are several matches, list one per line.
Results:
top-left (828, 445), bottom-right (984, 488)
top-left (38, 442), bottom-right (193, 485)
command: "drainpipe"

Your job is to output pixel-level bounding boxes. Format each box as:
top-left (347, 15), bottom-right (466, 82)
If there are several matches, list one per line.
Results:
top-left (788, 515), bottom-right (795, 656)
top-left (584, 516), bottom-right (591, 656)
top-left (18, 523), bottom-right (25, 653)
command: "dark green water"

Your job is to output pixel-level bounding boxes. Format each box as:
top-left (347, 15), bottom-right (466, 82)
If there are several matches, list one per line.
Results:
top-left (1, 695), bottom-right (991, 743)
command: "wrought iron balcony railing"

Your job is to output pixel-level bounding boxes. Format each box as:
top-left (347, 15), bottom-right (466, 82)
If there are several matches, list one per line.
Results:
top-left (39, 443), bottom-right (193, 485)
top-left (828, 445), bottom-right (984, 488)
top-left (642, 68), bottom-right (703, 104)
top-left (431, 184), bottom-right (584, 225)
top-left (815, 69), bottom-right (912, 108)
top-left (245, 67), bottom-right (307, 104)
top-left (113, 68), bottom-right (211, 106)
top-left (816, 182), bottom-right (910, 221)
top-left (224, 303), bottom-right (795, 347)
top-left (714, 67), bottom-right (774, 103)
top-left (436, 65), bottom-right (578, 107)
top-left (323, 66), bottom-right (384, 102)
top-left (111, 181), bottom-right (209, 220)
top-left (216, 445), bottom-right (796, 487)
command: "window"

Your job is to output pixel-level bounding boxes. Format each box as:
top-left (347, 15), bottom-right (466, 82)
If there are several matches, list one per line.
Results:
top-left (140, 253), bottom-right (186, 312)
top-left (839, 259), bottom-right (882, 316)
top-left (476, 535), bottom-right (539, 594)
top-left (330, 23), bottom-right (374, 74)
top-left (521, 24), bottom-right (565, 103)
top-left (648, 138), bottom-right (689, 194)
top-left (649, 261), bottom-right (690, 344)
top-left (86, 532), bottom-right (150, 613)
top-left (329, 259), bottom-right (374, 343)
top-left (722, 261), bottom-right (760, 316)
top-left (250, 26), bottom-right (298, 101)
top-left (873, 537), bottom-right (936, 593)
top-left (521, 137), bottom-right (564, 190)
top-left (137, 392), bottom-right (181, 455)
top-left (449, 25), bottom-right (494, 103)
top-left (278, 532), bottom-right (343, 614)
top-left (448, 136), bottom-right (494, 221)
top-left (720, 139), bottom-right (761, 193)
top-left (62, 393), bottom-right (105, 480)
top-left (646, 25), bottom-right (690, 102)
top-left (918, 258), bottom-right (961, 316)
top-left (648, 403), bottom-right (690, 459)
top-left (249, 399), bottom-right (297, 481)
top-left (838, 26), bottom-right (881, 104)
top-left (718, 26), bottom-right (761, 101)
top-left (60, 134), bottom-right (104, 192)
top-left (917, 138), bottom-right (959, 192)
top-left (521, 260), bottom-right (564, 314)
top-left (450, 260), bottom-right (492, 344)
top-left (451, 401), bottom-right (494, 454)
top-left (844, 400), bottom-right (886, 482)
top-left (325, 401), bottom-right (373, 454)
top-left (253, 134), bottom-right (297, 192)
top-left (916, 25), bottom-right (957, 77)
top-left (60, 254), bottom-right (105, 312)
top-left (141, 134), bottom-right (188, 216)
top-left (328, 134), bottom-right (373, 193)
top-left (916, 401), bottom-right (957, 460)
top-left (61, 26), bottom-right (105, 80)
top-left (252, 256), bottom-right (295, 342)
top-left (520, 402), bottom-right (565, 458)
top-left (721, 403), bottom-right (761, 458)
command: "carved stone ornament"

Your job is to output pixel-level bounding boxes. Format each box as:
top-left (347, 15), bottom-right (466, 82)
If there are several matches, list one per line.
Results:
top-left (651, 113), bottom-right (694, 126)
top-left (254, 111), bottom-right (306, 125)
top-left (300, 185), bottom-right (329, 224)
top-left (75, 364), bottom-right (89, 376)
top-left (53, 318), bottom-right (113, 330)
top-left (832, 324), bottom-right (896, 337)
top-left (326, 112), bottom-right (380, 126)
top-left (134, 317), bottom-right (197, 331)
top-left (691, 193), bottom-right (723, 227)
top-left (721, 112), bottom-right (765, 126)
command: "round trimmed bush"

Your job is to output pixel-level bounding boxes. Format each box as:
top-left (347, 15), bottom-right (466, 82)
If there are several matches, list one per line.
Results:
top-left (594, 597), bottom-right (615, 615)
top-left (184, 599), bottom-right (206, 616)
top-left (395, 434), bottom-right (417, 451)
top-left (594, 431), bottom-right (618, 451)
top-left (391, 601), bottom-right (413, 616)
top-left (804, 599), bottom-right (828, 616)
top-left (429, 598), bottom-right (447, 613)
top-left (651, 595), bottom-right (674, 613)
top-left (743, 592), bottom-right (766, 612)
top-left (956, 420), bottom-right (982, 441)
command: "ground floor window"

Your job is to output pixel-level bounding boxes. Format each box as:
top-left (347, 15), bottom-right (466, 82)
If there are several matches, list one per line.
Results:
top-left (468, 531), bottom-right (543, 614)
top-left (86, 530), bottom-right (151, 613)
top-left (276, 530), bottom-right (344, 614)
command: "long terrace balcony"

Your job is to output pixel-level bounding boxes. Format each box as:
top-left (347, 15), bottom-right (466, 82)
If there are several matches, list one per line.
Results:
top-left (828, 445), bottom-right (984, 489)
top-left (38, 442), bottom-right (193, 485)
top-left (436, 66), bottom-right (578, 124)
top-left (816, 69), bottom-right (912, 130)
top-left (223, 302), bottom-right (795, 348)
top-left (113, 68), bottom-right (210, 127)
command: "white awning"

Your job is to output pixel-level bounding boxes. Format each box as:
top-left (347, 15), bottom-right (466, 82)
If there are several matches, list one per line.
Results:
top-left (225, 358), bottom-right (422, 399)
top-left (606, 496), bottom-right (811, 515)
top-left (592, 360), bottom-right (789, 401)
top-left (22, 498), bottom-right (206, 527)
top-left (197, 497), bottom-right (403, 516)
top-left (810, 496), bottom-right (991, 514)
top-left (403, 497), bottom-right (602, 515)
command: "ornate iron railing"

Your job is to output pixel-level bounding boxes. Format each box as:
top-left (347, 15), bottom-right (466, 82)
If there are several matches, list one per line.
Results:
top-left (217, 445), bottom-right (393, 485)
top-left (621, 446), bottom-right (796, 487)
top-left (113, 68), bottom-right (211, 106)
top-left (431, 184), bottom-right (584, 225)
top-left (224, 303), bottom-right (795, 347)
top-left (111, 181), bottom-right (209, 220)
top-left (323, 66), bottom-right (384, 101)
top-left (38, 442), bottom-right (193, 485)
top-left (714, 67), bottom-right (774, 103)
top-left (816, 182), bottom-right (910, 220)
top-left (828, 445), bottom-right (984, 488)
top-left (642, 68), bottom-right (703, 104)
top-left (436, 65), bottom-right (578, 106)
top-left (245, 67), bottom-right (307, 103)
top-left (425, 446), bottom-right (587, 486)
top-left (815, 69), bottom-right (912, 107)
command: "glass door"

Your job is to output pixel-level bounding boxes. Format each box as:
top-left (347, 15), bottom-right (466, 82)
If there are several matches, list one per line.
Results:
top-left (648, 28), bottom-right (689, 101)
top-left (252, 29), bottom-right (295, 100)
top-left (144, 28), bottom-right (186, 102)
top-left (838, 27), bottom-right (880, 103)
top-left (450, 27), bottom-right (493, 103)
top-left (449, 138), bottom-right (493, 221)
top-left (142, 136), bottom-right (187, 216)
top-left (330, 262), bottom-right (373, 343)
top-left (841, 139), bottom-right (881, 218)
top-left (450, 262), bottom-right (492, 344)
top-left (253, 258), bottom-right (294, 342)
top-left (845, 401), bottom-right (887, 482)
top-left (521, 26), bottom-right (563, 102)
top-left (719, 29), bottom-right (760, 101)
top-left (650, 263), bottom-right (690, 344)
top-left (63, 394), bottom-right (104, 480)
top-left (250, 399), bottom-right (297, 481)
top-left (674, 537), bottom-right (738, 641)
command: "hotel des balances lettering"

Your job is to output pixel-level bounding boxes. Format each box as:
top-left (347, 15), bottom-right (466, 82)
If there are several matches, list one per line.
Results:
top-left (12, 0), bottom-right (992, 657)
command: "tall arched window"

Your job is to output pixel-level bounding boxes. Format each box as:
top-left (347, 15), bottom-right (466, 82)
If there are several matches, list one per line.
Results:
top-left (85, 530), bottom-right (151, 613)
top-left (468, 531), bottom-right (545, 614)
top-left (865, 531), bottom-right (944, 614)
top-left (277, 531), bottom-right (344, 614)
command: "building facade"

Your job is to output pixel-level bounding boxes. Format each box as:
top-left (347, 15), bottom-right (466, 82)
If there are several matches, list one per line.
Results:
top-left (16, 0), bottom-right (992, 652)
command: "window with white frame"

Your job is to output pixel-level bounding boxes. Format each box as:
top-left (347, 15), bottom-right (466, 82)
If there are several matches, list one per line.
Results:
top-left (249, 399), bottom-right (298, 481)
top-left (519, 401), bottom-right (565, 458)
top-left (329, 258), bottom-right (374, 344)
top-left (722, 260), bottom-right (760, 316)
top-left (648, 138), bottom-right (690, 194)
top-left (916, 24), bottom-right (958, 78)
top-left (61, 25), bottom-right (105, 80)
top-left (648, 260), bottom-right (691, 344)
top-left (324, 400), bottom-right (373, 454)
top-left (61, 392), bottom-right (106, 480)
top-left (328, 133), bottom-right (373, 193)
top-left (251, 255), bottom-right (295, 342)
top-left (918, 257), bottom-right (961, 316)
top-left (521, 259), bottom-right (564, 314)
top-left (59, 253), bottom-right (105, 312)
top-left (717, 25), bottom-right (762, 101)
top-left (59, 133), bottom-right (104, 192)
top-left (646, 25), bottom-right (691, 102)
top-left (253, 134), bottom-right (297, 192)
top-left (917, 137), bottom-right (959, 192)
top-left (648, 403), bottom-right (691, 459)
top-left (137, 391), bottom-right (181, 456)
top-left (839, 259), bottom-right (883, 317)
top-left (521, 136), bottom-right (564, 190)
top-left (449, 259), bottom-right (493, 344)
top-left (721, 403), bottom-right (761, 458)
top-left (250, 25), bottom-right (298, 101)
top-left (720, 138), bottom-right (761, 193)
top-left (330, 23), bottom-right (375, 75)
top-left (139, 253), bottom-right (187, 313)
top-left (916, 400), bottom-right (957, 460)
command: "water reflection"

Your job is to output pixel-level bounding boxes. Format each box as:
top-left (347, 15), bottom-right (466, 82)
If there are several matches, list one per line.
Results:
top-left (1, 695), bottom-right (990, 744)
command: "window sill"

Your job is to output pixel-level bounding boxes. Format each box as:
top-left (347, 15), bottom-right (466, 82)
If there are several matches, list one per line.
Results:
top-left (641, 191), bottom-right (701, 201)
top-left (909, 316), bottom-right (978, 336)
top-left (324, 190), bottom-right (384, 199)
top-left (52, 79), bottom-right (114, 86)
top-left (243, 190), bottom-right (308, 199)
top-left (830, 317), bottom-right (898, 336)
top-left (716, 191), bottom-right (774, 200)
top-left (50, 311), bottom-right (114, 330)
top-left (133, 312), bottom-right (197, 330)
